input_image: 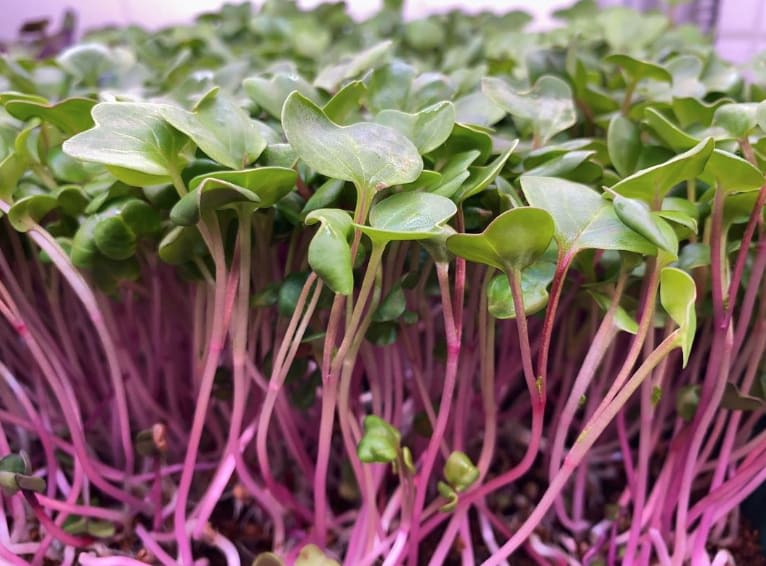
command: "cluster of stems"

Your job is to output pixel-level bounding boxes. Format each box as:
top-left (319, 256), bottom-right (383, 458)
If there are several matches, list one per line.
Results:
top-left (0, 170), bottom-right (764, 564)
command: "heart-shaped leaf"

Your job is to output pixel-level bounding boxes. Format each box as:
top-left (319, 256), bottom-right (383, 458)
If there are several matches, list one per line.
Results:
top-left (404, 18), bottom-right (446, 51)
top-left (261, 143), bottom-right (299, 169)
top-left (162, 87), bottom-right (266, 170)
top-left (314, 40), bottom-right (393, 92)
top-left (171, 184), bottom-right (258, 226)
top-left (454, 91), bottom-right (506, 127)
top-left (56, 43), bottom-right (125, 85)
top-left (660, 267), bottom-right (697, 366)
top-left (712, 103), bottom-right (759, 139)
top-left (244, 72), bottom-right (320, 118)
top-left (0, 453), bottom-right (28, 476)
top-left (483, 75), bottom-right (576, 145)
top-left (599, 7), bottom-right (667, 52)
top-left (281, 92), bottom-right (422, 194)
top-left (610, 137), bottom-right (714, 202)
top-left (47, 146), bottom-right (103, 184)
top-left (605, 54), bottom-right (672, 84)
top-left (700, 149), bottom-right (763, 193)
top-left (724, 192), bottom-right (766, 228)
top-left (375, 101), bottom-right (455, 154)
top-left (641, 55), bottom-right (706, 103)
top-left (400, 170), bottom-right (442, 192)
top-left (171, 167), bottom-right (296, 225)
top-left (305, 208), bottom-right (354, 295)
top-left (357, 192), bottom-right (456, 245)
top-left (656, 210), bottom-right (697, 236)
top-left (672, 97), bottom-right (731, 128)
top-left (63, 102), bottom-right (188, 184)
top-left (5, 97), bottom-right (96, 135)
top-left (520, 176), bottom-right (656, 255)
top-left (447, 207), bottom-right (554, 272)
top-left (323, 80), bottom-right (367, 124)
top-left (62, 516), bottom-right (116, 538)
top-left (367, 61), bottom-right (416, 113)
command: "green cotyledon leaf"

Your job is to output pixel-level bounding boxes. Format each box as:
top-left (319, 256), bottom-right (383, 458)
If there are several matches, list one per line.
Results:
top-left (482, 75), bottom-right (576, 145)
top-left (609, 137), bottom-right (714, 203)
top-left (314, 40), bottom-right (393, 92)
top-left (660, 267), bottom-right (697, 366)
top-left (305, 208), bottom-right (354, 295)
top-left (447, 207), bottom-right (554, 272)
top-left (356, 191), bottom-right (457, 246)
top-left (281, 92), bottom-right (422, 195)
top-left (487, 253), bottom-right (556, 319)
top-left (8, 194), bottom-right (58, 232)
top-left (611, 193), bottom-right (678, 256)
top-left (170, 167), bottom-right (297, 225)
top-left (700, 149), bottom-right (764, 193)
top-left (357, 415), bottom-right (401, 464)
top-left (520, 176), bottom-right (657, 255)
top-left (243, 72), bottom-right (321, 119)
top-left (605, 53), bottom-right (673, 84)
top-left (443, 451), bottom-right (479, 493)
top-left (5, 97), bottom-right (96, 136)
top-left (63, 101), bottom-right (188, 184)
top-left (607, 115), bottom-right (641, 177)
top-left (162, 87), bottom-right (266, 170)
top-left (374, 101), bottom-right (456, 154)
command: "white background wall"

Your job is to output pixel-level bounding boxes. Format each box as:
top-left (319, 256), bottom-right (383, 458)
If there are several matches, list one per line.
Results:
top-left (0, 0), bottom-right (757, 64)
top-left (0, 0), bottom-right (574, 37)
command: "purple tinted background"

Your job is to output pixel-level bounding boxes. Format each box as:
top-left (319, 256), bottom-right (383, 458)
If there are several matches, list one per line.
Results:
top-left (0, 0), bottom-right (760, 64)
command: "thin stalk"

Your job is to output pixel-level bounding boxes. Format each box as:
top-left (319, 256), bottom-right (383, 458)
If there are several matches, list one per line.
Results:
top-left (255, 274), bottom-right (321, 509)
top-left (621, 79), bottom-right (637, 115)
top-left (407, 260), bottom-right (461, 565)
top-left (536, 249), bottom-right (574, 394)
top-left (483, 331), bottom-right (681, 565)
top-left (0, 201), bottom-right (134, 473)
top-left (192, 211), bottom-right (253, 534)
top-left (313, 187), bottom-right (372, 545)
top-left (548, 272), bottom-right (626, 524)
top-left (671, 184), bottom-right (731, 565)
top-left (173, 211), bottom-right (230, 566)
